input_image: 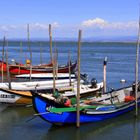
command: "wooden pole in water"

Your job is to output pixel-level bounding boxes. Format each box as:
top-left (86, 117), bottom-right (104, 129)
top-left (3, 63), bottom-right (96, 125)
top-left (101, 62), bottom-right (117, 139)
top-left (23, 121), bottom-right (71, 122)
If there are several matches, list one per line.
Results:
top-left (49, 24), bottom-right (53, 62)
top-left (68, 51), bottom-right (71, 86)
top-left (40, 42), bottom-right (43, 65)
top-left (27, 24), bottom-right (32, 81)
top-left (18, 41), bottom-right (22, 74)
top-left (53, 52), bottom-right (56, 94)
top-left (55, 48), bottom-right (58, 79)
top-left (76, 30), bottom-right (82, 128)
top-left (135, 15), bottom-right (140, 117)
top-left (103, 57), bottom-right (107, 94)
top-left (5, 48), bottom-right (11, 90)
top-left (1, 36), bottom-right (5, 83)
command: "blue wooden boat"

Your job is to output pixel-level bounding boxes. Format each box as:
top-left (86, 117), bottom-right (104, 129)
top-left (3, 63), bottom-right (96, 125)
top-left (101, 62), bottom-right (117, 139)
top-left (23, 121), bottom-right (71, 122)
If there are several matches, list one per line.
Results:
top-left (32, 85), bottom-right (140, 125)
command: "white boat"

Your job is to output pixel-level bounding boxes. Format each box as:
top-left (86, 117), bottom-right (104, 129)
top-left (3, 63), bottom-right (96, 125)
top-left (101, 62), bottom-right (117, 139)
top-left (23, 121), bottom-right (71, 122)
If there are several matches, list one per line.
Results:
top-left (15, 73), bottom-right (76, 80)
top-left (32, 82), bottom-right (103, 98)
top-left (0, 81), bottom-right (103, 106)
top-left (0, 89), bottom-right (32, 106)
top-left (0, 79), bottom-right (76, 91)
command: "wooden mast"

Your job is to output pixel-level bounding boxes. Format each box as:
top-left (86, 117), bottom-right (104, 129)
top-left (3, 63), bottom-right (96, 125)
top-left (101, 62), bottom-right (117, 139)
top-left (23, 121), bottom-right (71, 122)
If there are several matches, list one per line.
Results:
top-left (27, 24), bottom-right (32, 81)
top-left (103, 57), bottom-right (107, 94)
top-left (1, 36), bottom-right (5, 83)
top-left (49, 24), bottom-right (53, 62)
top-left (135, 15), bottom-right (140, 117)
top-left (76, 30), bottom-right (82, 128)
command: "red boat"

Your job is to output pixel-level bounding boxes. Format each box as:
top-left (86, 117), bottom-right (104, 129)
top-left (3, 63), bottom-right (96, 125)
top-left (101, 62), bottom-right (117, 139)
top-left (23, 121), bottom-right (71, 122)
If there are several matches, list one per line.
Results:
top-left (9, 61), bottom-right (77, 75)
top-left (0, 61), bottom-right (7, 72)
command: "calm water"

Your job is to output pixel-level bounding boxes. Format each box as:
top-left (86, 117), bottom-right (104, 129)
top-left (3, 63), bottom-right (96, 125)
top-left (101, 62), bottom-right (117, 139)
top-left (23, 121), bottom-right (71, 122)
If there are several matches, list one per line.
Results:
top-left (0, 41), bottom-right (140, 140)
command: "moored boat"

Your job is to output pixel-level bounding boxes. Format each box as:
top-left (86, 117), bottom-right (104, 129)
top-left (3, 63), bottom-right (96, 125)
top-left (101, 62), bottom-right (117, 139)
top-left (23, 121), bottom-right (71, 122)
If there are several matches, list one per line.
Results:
top-left (32, 83), bottom-right (140, 125)
top-left (9, 61), bottom-right (77, 75)
top-left (0, 88), bottom-right (32, 106)
top-left (0, 79), bottom-right (77, 91)
top-left (0, 61), bottom-right (7, 72)
top-left (15, 73), bottom-right (76, 80)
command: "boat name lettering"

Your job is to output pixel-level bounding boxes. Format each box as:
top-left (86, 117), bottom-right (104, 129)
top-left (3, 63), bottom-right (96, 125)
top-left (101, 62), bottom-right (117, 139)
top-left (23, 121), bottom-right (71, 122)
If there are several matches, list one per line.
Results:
top-left (0, 94), bottom-right (15, 98)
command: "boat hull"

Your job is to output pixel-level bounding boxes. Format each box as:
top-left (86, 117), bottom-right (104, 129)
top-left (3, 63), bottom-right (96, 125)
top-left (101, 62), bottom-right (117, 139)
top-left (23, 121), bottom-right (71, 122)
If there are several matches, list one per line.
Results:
top-left (0, 89), bottom-right (32, 106)
top-left (33, 91), bottom-right (140, 125)
top-left (9, 62), bottom-right (77, 75)
top-left (0, 61), bottom-right (7, 72)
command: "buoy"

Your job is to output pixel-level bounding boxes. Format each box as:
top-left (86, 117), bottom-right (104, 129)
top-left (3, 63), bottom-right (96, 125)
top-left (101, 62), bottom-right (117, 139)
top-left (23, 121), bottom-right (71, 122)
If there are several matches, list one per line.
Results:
top-left (26, 59), bottom-right (30, 64)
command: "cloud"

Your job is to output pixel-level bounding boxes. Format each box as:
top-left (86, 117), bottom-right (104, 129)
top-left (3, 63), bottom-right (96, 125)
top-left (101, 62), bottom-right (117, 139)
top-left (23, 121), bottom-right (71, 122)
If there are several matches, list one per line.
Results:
top-left (81, 18), bottom-right (108, 28)
top-left (29, 22), bottom-right (59, 30)
top-left (0, 22), bottom-right (59, 32)
top-left (0, 19), bottom-right (138, 38)
top-left (81, 17), bottom-right (137, 30)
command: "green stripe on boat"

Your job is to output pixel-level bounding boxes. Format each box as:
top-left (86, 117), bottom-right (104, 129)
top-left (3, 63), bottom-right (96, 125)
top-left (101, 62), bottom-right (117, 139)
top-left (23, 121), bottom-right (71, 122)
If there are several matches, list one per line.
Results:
top-left (47, 106), bottom-right (97, 113)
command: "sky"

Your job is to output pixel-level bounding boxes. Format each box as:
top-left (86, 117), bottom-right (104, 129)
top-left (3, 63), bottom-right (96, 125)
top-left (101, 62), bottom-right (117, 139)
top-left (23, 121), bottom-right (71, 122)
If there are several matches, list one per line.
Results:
top-left (0, 0), bottom-right (140, 39)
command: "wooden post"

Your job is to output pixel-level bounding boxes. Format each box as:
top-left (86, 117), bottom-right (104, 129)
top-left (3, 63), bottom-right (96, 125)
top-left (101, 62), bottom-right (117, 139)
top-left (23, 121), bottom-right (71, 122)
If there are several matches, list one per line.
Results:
top-left (76, 30), bottom-right (82, 128)
top-left (103, 57), bottom-right (107, 94)
top-left (27, 24), bottom-right (32, 81)
top-left (68, 51), bottom-right (71, 86)
top-left (40, 42), bottom-right (43, 65)
top-left (49, 24), bottom-right (53, 62)
top-left (18, 41), bottom-right (22, 74)
top-left (1, 36), bottom-right (5, 83)
top-left (53, 53), bottom-right (56, 94)
top-left (53, 48), bottom-right (58, 79)
top-left (5, 49), bottom-right (11, 89)
top-left (135, 15), bottom-right (140, 117)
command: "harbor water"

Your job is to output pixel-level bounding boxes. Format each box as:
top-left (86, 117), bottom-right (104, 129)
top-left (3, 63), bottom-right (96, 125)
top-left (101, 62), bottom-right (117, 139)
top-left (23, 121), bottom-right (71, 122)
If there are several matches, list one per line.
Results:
top-left (0, 41), bottom-right (140, 140)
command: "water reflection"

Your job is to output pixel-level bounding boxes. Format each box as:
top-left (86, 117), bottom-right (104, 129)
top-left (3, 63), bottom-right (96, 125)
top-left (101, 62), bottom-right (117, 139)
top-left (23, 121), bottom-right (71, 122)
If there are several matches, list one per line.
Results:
top-left (133, 118), bottom-right (139, 140)
top-left (41, 111), bottom-right (140, 140)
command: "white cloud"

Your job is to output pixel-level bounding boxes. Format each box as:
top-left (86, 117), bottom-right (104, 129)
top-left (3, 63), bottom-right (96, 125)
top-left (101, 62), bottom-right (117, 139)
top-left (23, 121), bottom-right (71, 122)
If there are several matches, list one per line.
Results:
top-left (81, 18), bottom-right (108, 28)
top-left (81, 17), bottom-right (137, 30)
top-left (0, 19), bottom-right (138, 38)
top-left (0, 22), bottom-right (59, 32)
top-left (29, 22), bottom-right (59, 30)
